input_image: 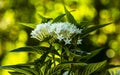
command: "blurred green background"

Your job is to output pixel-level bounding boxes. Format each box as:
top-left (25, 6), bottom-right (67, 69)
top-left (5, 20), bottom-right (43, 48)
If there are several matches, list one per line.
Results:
top-left (0, 0), bottom-right (120, 75)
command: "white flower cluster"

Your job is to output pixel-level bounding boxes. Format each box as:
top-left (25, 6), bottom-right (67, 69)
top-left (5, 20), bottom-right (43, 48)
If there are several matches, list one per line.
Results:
top-left (31, 22), bottom-right (83, 44)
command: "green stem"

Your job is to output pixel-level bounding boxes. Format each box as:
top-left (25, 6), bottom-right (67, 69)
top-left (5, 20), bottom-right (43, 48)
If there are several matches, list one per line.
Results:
top-left (52, 53), bottom-right (55, 66)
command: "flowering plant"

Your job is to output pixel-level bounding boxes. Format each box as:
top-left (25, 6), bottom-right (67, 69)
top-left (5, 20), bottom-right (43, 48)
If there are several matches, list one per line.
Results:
top-left (0, 6), bottom-right (118, 75)
top-left (31, 22), bottom-right (82, 45)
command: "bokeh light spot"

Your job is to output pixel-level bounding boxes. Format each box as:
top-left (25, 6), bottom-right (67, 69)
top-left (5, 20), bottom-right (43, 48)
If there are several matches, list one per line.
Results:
top-left (106, 49), bottom-right (115, 58)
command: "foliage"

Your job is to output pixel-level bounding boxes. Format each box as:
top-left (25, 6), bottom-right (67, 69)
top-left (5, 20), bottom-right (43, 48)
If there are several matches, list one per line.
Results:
top-left (0, 5), bottom-right (119, 75)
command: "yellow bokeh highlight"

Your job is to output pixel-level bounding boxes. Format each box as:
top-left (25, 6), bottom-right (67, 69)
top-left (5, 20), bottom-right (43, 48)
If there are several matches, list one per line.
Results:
top-left (1, 30), bottom-right (28, 75)
top-left (72, 4), bottom-right (96, 21)
top-left (18, 30), bottom-right (28, 43)
top-left (117, 34), bottom-right (120, 42)
top-left (90, 35), bottom-right (98, 46)
top-left (79, 0), bottom-right (93, 5)
top-left (106, 49), bottom-right (115, 58)
top-left (0, 0), bottom-right (120, 74)
top-left (2, 52), bottom-right (28, 65)
top-left (101, 24), bottom-right (116, 34)
top-left (15, 30), bottom-right (28, 48)
top-left (97, 33), bottom-right (107, 45)
top-left (100, 9), bottom-right (112, 23)
top-left (109, 40), bottom-right (119, 51)
top-left (1, 70), bottom-right (11, 75)
top-left (0, 39), bottom-right (2, 56)
top-left (100, 0), bottom-right (110, 5)
top-left (90, 33), bottom-right (107, 46)
top-left (111, 8), bottom-right (120, 20)
top-left (5, 42), bottom-right (15, 51)
top-left (1, 52), bottom-right (28, 75)
top-left (0, 9), bottom-right (15, 30)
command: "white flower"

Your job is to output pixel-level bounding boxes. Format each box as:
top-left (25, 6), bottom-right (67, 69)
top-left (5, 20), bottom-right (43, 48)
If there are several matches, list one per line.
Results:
top-left (64, 38), bottom-right (72, 44)
top-left (31, 22), bottom-right (51, 41)
top-left (57, 34), bottom-right (64, 41)
top-left (31, 22), bottom-right (83, 44)
top-left (63, 71), bottom-right (69, 75)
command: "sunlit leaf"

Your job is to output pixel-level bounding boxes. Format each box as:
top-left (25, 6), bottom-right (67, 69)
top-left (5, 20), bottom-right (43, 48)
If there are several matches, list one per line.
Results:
top-left (49, 63), bottom-right (69, 75)
top-left (18, 22), bottom-right (36, 29)
top-left (38, 14), bottom-right (53, 23)
top-left (10, 46), bottom-right (50, 54)
top-left (64, 6), bottom-right (77, 25)
top-left (81, 48), bottom-right (103, 62)
top-left (0, 65), bottom-right (37, 75)
top-left (81, 60), bottom-right (107, 75)
top-left (82, 23), bottom-right (112, 37)
top-left (52, 14), bottom-right (65, 23)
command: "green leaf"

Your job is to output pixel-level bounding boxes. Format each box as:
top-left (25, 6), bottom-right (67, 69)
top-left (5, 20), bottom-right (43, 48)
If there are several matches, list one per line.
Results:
top-left (38, 14), bottom-right (53, 23)
top-left (34, 50), bottom-right (50, 73)
top-left (8, 72), bottom-right (25, 75)
top-left (10, 46), bottom-right (36, 53)
top-left (52, 14), bottom-right (65, 23)
top-left (64, 6), bottom-right (77, 25)
top-left (18, 22), bottom-right (36, 29)
top-left (81, 48), bottom-right (103, 62)
top-left (49, 63), bottom-right (69, 75)
top-left (0, 65), bottom-right (36, 75)
top-left (61, 61), bottom-right (87, 66)
top-left (79, 21), bottom-right (89, 28)
top-left (22, 67), bottom-right (39, 75)
top-left (82, 23), bottom-right (112, 37)
top-left (81, 60), bottom-right (107, 75)
top-left (52, 49), bottom-right (60, 56)
top-left (10, 46), bottom-right (50, 54)
top-left (106, 64), bottom-right (120, 69)
top-left (108, 69), bottom-right (120, 75)
top-left (0, 65), bottom-right (28, 69)
top-left (108, 70), bottom-right (114, 75)
top-left (63, 46), bottom-right (70, 58)
top-left (44, 60), bottom-right (53, 75)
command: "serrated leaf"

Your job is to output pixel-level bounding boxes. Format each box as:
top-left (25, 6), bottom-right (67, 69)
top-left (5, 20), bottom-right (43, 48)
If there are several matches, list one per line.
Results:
top-left (81, 60), bottom-right (107, 75)
top-left (64, 6), bottom-right (77, 25)
top-left (82, 23), bottom-right (112, 37)
top-left (0, 65), bottom-right (34, 75)
top-left (18, 22), bottom-right (36, 29)
top-left (49, 63), bottom-right (69, 75)
top-left (52, 14), bottom-right (65, 23)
